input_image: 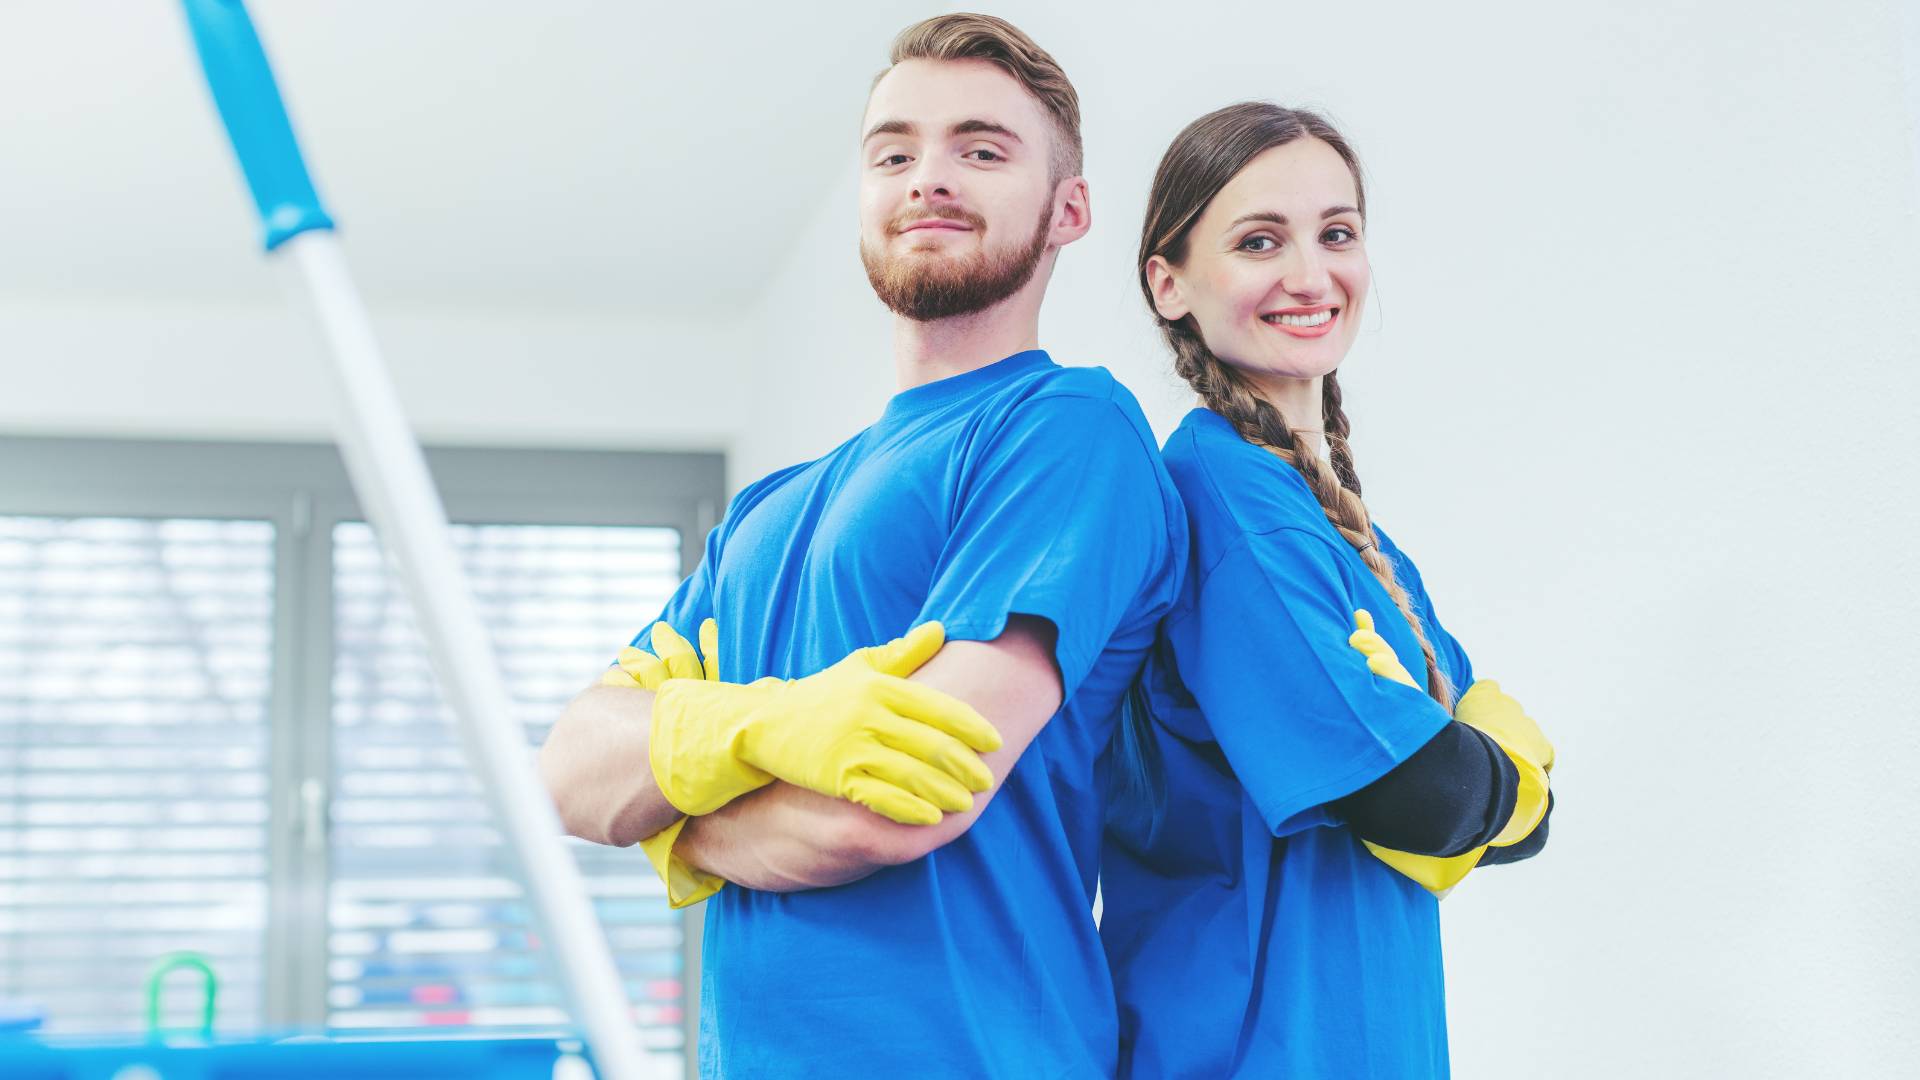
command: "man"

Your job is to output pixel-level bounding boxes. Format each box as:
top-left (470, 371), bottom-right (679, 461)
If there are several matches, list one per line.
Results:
top-left (540, 14), bottom-right (1184, 1077)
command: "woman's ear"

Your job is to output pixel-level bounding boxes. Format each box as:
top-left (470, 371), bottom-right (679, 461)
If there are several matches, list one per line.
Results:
top-left (1144, 255), bottom-right (1190, 322)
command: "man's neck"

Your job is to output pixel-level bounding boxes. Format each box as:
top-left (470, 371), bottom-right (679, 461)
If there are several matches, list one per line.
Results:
top-left (892, 295), bottom-right (1044, 391)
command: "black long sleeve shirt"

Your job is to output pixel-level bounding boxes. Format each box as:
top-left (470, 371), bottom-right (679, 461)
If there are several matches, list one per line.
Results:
top-left (1331, 720), bottom-right (1552, 861)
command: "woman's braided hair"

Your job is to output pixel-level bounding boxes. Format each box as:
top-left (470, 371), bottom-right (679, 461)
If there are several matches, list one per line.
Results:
top-left (1142, 102), bottom-right (1453, 709)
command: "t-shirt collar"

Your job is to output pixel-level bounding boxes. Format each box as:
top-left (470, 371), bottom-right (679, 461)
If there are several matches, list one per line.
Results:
top-left (879, 349), bottom-right (1053, 425)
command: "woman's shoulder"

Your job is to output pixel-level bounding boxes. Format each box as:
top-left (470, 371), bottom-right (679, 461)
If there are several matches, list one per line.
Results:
top-left (1163, 408), bottom-right (1335, 538)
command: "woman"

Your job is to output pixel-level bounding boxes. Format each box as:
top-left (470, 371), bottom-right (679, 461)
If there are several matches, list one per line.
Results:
top-left (1100, 103), bottom-right (1556, 1078)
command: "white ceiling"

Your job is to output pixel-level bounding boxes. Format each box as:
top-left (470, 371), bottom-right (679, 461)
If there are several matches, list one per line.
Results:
top-left (0, 1), bottom-right (913, 315)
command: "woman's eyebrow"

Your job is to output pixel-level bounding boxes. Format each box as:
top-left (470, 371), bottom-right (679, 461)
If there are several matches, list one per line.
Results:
top-left (1227, 205), bottom-right (1361, 229)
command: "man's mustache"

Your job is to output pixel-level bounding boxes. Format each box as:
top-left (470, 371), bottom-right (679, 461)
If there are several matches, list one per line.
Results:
top-left (889, 206), bottom-right (988, 236)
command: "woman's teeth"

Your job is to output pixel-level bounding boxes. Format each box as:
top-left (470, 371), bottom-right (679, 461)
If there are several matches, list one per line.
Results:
top-left (1265, 310), bottom-right (1334, 327)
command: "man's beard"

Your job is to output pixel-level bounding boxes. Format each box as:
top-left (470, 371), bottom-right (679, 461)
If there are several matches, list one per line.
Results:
top-left (860, 202), bottom-right (1053, 322)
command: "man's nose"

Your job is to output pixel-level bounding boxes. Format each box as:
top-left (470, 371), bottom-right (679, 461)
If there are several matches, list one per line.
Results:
top-left (908, 158), bottom-right (956, 203)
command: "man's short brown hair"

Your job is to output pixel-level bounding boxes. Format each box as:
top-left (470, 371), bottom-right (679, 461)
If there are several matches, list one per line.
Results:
top-left (881, 13), bottom-right (1083, 183)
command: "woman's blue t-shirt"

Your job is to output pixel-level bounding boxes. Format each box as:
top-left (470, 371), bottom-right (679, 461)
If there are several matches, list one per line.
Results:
top-left (1102, 407), bottom-right (1474, 1079)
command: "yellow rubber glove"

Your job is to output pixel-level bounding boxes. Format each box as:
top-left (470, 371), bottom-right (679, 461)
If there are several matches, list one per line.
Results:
top-left (1348, 608), bottom-right (1418, 688)
top-left (607, 619), bottom-right (729, 907)
top-left (1346, 611), bottom-right (1552, 896)
top-left (1452, 680), bottom-right (1552, 847)
top-left (1455, 679), bottom-right (1554, 775)
top-left (640, 814), bottom-right (725, 909)
top-left (601, 619), bottom-right (718, 689)
top-left (1364, 843), bottom-right (1482, 897)
top-left (649, 621), bottom-right (1002, 826)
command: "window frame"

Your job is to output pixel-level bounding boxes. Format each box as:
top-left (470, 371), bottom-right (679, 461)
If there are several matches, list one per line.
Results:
top-left (0, 435), bottom-right (721, 1055)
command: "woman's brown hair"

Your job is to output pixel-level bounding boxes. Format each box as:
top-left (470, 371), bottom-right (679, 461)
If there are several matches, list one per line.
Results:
top-left (1140, 102), bottom-right (1454, 709)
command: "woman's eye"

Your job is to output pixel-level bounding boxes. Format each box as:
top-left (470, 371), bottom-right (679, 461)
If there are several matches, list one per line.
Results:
top-left (1239, 235), bottom-right (1277, 253)
top-left (1324, 226), bottom-right (1359, 244)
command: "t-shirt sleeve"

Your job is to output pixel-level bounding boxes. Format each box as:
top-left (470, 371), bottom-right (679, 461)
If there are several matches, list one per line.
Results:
top-left (915, 392), bottom-right (1179, 697)
top-left (1170, 527), bottom-right (1453, 833)
top-left (619, 523), bottom-right (719, 659)
top-left (618, 462), bottom-right (806, 660)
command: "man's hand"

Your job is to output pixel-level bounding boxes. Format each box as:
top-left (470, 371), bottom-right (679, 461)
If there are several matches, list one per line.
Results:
top-left (602, 619), bottom-right (719, 689)
top-left (668, 617), bottom-right (1061, 900)
top-left (606, 620), bottom-right (727, 907)
top-left (649, 622), bottom-right (1004, 826)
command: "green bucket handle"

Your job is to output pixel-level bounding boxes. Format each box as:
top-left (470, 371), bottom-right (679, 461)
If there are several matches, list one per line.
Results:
top-left (145, 951), bottom-right (218, 1039)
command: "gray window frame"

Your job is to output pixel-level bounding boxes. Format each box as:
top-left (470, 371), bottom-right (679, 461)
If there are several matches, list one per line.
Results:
top-left (0, 435), bottom-right (721, 1055)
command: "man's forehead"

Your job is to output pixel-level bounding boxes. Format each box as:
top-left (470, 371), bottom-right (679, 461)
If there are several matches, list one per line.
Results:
top-left (863, 58), bottom-right (1042, 137)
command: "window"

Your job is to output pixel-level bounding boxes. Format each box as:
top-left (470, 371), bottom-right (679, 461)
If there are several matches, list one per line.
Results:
top-left (327, 522), bottom-right (686, 1049)
top-left (0, 438), bottom-right (722, 1071)
top-left (0, 516), bottom-right (274, 1034)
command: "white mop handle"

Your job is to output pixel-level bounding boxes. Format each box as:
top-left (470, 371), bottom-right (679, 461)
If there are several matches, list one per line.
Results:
top-left (180, 4), bottom-right (661, 1070)
top-left (280, 233), bottom-right (656, 1080)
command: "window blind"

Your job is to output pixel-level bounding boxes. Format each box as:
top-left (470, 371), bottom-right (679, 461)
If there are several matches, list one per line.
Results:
top-left (326, 521), bottom-right (685, 1055)
top-left (0, 516), bottom-right (274, 1034)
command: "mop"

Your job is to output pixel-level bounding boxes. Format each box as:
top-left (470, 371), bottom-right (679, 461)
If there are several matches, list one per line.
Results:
top-left (179, 4), bottom-right (652, 1077)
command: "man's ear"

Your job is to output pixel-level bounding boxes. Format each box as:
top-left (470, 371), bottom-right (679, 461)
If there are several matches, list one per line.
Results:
top-left (1048, 175), bottom-right (1091, 248)
top-left (1144, 255), bottom-right (1190, 321)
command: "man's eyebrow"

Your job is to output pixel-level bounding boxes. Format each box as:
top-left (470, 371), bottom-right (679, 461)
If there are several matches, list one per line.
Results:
top-left (864, 118), bottom-right (914, 142)
top-left (862, 118), bottom-right (1025, 144)
top-left (950, 119), bottom-right (1023, 143)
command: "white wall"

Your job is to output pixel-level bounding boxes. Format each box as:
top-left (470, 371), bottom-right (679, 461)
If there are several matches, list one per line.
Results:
top-left (739, 2), bottom-right (1920, 1077)
top-left (0, 291), bottom-right (748, 452)
top-left (731, 169), bottom-right (894, 487)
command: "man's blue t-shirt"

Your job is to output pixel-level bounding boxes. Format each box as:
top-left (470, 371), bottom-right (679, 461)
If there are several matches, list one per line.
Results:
top-left (640, 350), bottom-right (1185, 1078)
top-left (1101, 407), bottom-right (1473, 1079)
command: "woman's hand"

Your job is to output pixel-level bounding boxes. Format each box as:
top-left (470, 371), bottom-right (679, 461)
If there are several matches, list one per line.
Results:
top-left (1347, 609), bottom-right (1417, 687)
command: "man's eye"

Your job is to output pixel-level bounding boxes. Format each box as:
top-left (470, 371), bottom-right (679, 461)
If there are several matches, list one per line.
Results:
top-left (966, 149), bottom-right (1002, 162)
top-left (876, 154), bottom-right (910, 167)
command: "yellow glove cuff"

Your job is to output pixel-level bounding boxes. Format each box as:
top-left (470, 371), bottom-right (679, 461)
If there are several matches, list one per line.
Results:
top-left (1365, 841), bottom-right (1486, 898)
top-left (1362, 736), bottom-right (1548, 895)
top-left (1453, 682), bottom-right (1552, 848)
top-left (638, 816), bottom-right (725, 909)
top-left (1486, 740), bottom-right (1550, 848)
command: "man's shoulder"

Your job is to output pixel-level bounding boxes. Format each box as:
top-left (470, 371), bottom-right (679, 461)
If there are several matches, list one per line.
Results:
top-left (729, 426), bottom-right (880, 509)
top-left (728, 460), bottom-right (812, 511)
top-left (993, 361), bottom-right (1159, 441)
top-left (1010, 359), bottom-right (1125, 404)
